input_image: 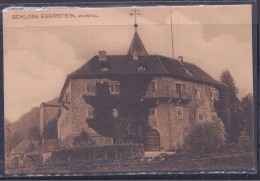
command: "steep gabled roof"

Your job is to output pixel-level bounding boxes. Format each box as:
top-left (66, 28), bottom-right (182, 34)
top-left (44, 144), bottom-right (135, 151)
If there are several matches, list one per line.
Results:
top-left (68, 55), bottom-right (219, 84)
top-left (127, 32), bottom-right (148, 56)
top-left (59, 31), bottom-right (221, 102)
top-left (59, 55), bottom-right (221, 102)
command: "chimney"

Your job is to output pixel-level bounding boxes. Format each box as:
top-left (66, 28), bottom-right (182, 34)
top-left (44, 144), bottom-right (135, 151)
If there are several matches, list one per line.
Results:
top-left (98, 51), bottom-right (107, 61)
top-left (177, 56), bottom-right (184, 65)
top-left (133, 51), bottom-right (138, 61)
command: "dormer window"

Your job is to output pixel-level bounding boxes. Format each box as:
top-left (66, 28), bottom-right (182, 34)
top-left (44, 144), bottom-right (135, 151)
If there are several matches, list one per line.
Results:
top-left (136, 62), bottom-right (146, 72)
top-left (133, 51), bottom-right (138, 61)
top-left (101, 67), bottom-right (109, 72)
top-left (177, 56), bottom-right (184, 65)
top-left (184, 68), bottom-right (193, 77)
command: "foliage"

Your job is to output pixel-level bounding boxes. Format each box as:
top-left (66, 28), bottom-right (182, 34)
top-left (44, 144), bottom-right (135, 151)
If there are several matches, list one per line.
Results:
top-left (51, 144), bottom-right (141, 162)
top-left (4, 119), bottom-right (12, 154)
top-left (10, 98), bottom-right (59, 141)
top-left (215, 70), bottom-right (244, 143)
top-left (86, 82), bottom-right (115, 137)
top-left (42, 110), bottom-right (61, 140)
top-left (11, 107), bottom-right (40, 140)
top-left (183, 122), bottom-right (226, 155)
top-left (73, 130), bottom-right (96, 147)
top-left (214, 85), bottom-right (230, 140)
top-left (241, 94), bottom-right (254, 140)
top-left (85, 76), bottom-right (151, 144)
top-left (28, 126), bottom-right (40, 140)
top-left (237, 131), bottom-right (253, 152)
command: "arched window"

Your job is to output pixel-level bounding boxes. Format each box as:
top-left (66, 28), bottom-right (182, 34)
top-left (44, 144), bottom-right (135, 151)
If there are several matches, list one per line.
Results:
top-left (145, 129), bottom-right (160, 151)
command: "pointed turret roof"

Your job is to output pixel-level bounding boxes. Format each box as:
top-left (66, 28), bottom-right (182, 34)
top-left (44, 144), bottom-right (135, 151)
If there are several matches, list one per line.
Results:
top-left (127, 32), bottom-right (148, 56)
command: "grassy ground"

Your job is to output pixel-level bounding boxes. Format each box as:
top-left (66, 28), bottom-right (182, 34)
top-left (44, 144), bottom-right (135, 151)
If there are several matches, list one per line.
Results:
top-left (5, 152), bottom-right (255, 175)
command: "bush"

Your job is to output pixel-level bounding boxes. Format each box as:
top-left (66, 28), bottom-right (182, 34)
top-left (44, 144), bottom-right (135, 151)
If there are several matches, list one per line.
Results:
top-left (183, 121), bottom-right (226, 155)
top-left (237, 131), bottom-right (253, 152)
top-left (51, 144), bottom-right (142, 162)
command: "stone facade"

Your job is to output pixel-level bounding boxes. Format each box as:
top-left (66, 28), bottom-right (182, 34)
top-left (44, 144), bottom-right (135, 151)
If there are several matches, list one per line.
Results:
top-left (57, 75), bottom-right (220, 151)
top-left (57, 78), bottom-right (115, 147)
top-left (56, 31), bottom-right (223, 151)
top-left (145, 77), bottom-right (220, 151)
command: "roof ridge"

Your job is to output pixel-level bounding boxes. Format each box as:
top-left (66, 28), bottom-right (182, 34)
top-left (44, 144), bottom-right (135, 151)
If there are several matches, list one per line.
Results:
top-left (156, 54), bottom-right (169, 73)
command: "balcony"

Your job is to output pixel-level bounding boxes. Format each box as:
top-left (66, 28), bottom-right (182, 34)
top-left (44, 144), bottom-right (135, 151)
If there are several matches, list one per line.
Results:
top-left (143, 90), bottom-right (191, 103)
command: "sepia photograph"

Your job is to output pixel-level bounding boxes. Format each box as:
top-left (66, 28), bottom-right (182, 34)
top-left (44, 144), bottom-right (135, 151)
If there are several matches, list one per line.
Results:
top-left (3, 4), bottom-right (255, 174)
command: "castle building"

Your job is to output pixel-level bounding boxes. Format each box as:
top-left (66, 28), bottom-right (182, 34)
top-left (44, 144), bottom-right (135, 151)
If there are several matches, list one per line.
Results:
top-left (57, 25), bottom-right (223, 151)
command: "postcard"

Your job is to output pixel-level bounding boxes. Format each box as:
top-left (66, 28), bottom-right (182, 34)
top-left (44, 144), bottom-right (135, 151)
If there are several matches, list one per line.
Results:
top-left (3, 4), bottom-right (255, 174)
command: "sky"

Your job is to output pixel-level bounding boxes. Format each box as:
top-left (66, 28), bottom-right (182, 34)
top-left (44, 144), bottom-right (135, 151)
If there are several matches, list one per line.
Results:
top-left (3, 5), bottom-right (253, 123)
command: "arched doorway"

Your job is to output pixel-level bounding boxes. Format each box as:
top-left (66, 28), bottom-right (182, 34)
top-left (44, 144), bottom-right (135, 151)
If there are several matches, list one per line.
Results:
top-left (145, 129), bottom-right (160, 151)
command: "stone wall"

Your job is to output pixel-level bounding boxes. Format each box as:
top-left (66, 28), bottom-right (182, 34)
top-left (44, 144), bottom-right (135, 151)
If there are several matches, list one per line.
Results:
top-left (147, 77), bottom-right (220, 151)
top-left (57, 106), bottom-right (71, 141)
top-left (58, 76), bottom-right (221, 150)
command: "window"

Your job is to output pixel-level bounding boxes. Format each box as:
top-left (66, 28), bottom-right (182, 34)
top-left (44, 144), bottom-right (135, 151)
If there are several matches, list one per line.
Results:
top-left (176, 107), bottom-right (183, 119)
top-left (109, 81), bottom-right (120, 94)
top-left (149, 108), bottom-right (157, 127)
top-left (175, 82), bottom-right (182, 98)
top-left (113, 108), bottom-right (119, 118)
top-left (198, 111), bottom-right (204, 120)
top-left (86, 106), bottom-right (94, 118)
top-left (148, 80), bottom-right (157, 93)
top-left (133, 51), bottom-right (138, 61)
top-left (195, 86), bottom-right (202, 99)
top-left (149, 119), bottom-right (158, 127)
top-left (86, 82), bottom-right (95, 95)
top-left (145, 129), bottom-right (160, 151)
top-left (175, 83), bottom-right (182, 94)
top-left (149, 108), bottom-right (157, 118)
top-left (212, 114), bottom-right (217, 121)
top-left (137, 65), bottom-right (146, 71)
top-left (63, 93), bottom-right (71, 103)
top-left (101, 67), bottom-right (109, 72)
top-left (210, 88), bottom-right (218, 101)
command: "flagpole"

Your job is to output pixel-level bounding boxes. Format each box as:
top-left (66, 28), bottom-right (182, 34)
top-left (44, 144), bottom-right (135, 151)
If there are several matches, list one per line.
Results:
top-left (170, 10), bottom-right (175, 60)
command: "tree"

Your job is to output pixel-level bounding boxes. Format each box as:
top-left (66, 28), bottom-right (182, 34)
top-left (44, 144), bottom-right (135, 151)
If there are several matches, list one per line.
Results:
top-left (85, 76), bottom-right (151, 144)
top-left (184, 122), bottom-right (226, 155)
top-left (10, 132), bottom-right (22, 151)
top-left (86, 82), bottom-right (116, 137)
top-left (42, 119), bottom-right (58, 139)
top-left (241, 94), bottom-right (253, 140)
top-left (73, 130), bottom-right (96, 147)
top-left (216, 70), bottom-right (244, 143)
top-left (214, 85), bottom-right (231, 141)
top-left (28, 126), bottom-right (40, 140)
top-left (4, 119), bottom-right (12, 154)
top-left (42, 110), bottom-right (61, 140)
